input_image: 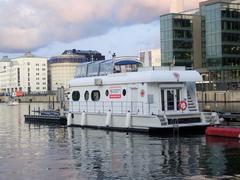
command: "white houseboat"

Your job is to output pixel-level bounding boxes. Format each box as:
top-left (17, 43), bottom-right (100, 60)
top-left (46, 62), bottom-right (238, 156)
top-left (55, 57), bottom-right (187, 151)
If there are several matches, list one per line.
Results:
top-left (67, 57), bottom-right (220, 133)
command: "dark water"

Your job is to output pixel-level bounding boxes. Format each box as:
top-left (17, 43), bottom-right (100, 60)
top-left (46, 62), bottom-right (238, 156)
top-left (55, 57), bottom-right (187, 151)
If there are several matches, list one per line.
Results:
top-left (1, 103), bottom-right (240, 180)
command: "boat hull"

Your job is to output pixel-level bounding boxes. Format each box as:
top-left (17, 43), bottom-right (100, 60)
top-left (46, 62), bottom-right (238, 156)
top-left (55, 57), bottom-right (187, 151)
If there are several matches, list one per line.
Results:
top-left (67, 112), bottom-right (211, 134)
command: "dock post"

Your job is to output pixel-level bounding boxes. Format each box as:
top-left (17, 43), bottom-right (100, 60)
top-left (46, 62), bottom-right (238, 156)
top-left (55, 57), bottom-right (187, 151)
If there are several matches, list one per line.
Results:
top-left (28, 104), bottom-right (31, 115)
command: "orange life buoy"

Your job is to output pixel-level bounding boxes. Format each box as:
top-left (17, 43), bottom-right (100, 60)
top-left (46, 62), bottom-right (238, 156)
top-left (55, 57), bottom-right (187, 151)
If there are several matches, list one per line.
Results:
top-left (178, 101), bottom-right (187, 111)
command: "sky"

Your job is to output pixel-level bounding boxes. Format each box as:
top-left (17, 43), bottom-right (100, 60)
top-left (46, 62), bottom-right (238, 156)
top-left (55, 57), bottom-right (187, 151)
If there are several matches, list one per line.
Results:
top-left (0, 0), bottom-right (204, 59)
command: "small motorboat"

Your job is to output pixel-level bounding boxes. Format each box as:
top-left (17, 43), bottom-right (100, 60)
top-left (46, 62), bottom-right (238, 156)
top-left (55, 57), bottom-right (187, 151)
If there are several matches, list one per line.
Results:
top-left (8, 100), bottom-right (19, 106)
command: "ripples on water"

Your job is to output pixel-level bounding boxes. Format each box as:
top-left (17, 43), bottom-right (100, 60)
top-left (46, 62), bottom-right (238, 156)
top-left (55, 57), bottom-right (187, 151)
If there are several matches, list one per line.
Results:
top-left (0, 103), bottom-right (240, 180)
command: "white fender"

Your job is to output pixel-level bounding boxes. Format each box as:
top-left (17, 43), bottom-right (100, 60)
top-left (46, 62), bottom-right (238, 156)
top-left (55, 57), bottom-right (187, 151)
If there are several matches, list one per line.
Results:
top-left (200, 112), bottom-right (206, 123)
top-left (81, 111), bottom-right (87, 126)
top-left (106, 110), bottom-right (112, 127)
top-left (67, 112), bottom-right (73, 126)
top-left (125, 111), bottom-right (132, 128)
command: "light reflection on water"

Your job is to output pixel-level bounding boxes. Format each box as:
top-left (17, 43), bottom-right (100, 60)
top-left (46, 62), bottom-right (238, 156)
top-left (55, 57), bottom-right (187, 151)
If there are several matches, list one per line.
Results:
top-left (0, 103), bottom-right (240, 180)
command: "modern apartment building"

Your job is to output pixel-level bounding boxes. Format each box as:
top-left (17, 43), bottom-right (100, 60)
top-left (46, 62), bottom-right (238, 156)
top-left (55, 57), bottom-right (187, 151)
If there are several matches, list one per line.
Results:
top-left (139, 49), bottom-right (161, 67)
top-left (160, 0), bottom-right (240, 90)
top-left (0, 52), bottom-right (48, 94)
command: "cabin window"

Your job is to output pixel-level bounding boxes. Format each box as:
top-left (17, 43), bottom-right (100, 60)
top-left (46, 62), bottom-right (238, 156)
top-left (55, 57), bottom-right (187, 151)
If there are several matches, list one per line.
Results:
top-left (122, 89), bottom-right (126, 96)
top-left (91, 90), bottom-right (100, 101)
top-left (72, 91), bottom-right (80, 101)
top-left (84, 91), bottom-right (89, 101)
top-left (105, 90), bottom-right (109, 96)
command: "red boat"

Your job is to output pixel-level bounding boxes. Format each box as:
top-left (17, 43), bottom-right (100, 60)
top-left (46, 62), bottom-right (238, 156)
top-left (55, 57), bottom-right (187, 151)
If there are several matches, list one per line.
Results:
top-left (206, 126), bottom-right (240, 139)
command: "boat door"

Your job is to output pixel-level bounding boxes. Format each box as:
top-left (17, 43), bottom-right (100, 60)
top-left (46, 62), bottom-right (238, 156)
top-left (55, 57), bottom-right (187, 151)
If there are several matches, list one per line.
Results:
top-left (161, 89), bottom-right (180, 112)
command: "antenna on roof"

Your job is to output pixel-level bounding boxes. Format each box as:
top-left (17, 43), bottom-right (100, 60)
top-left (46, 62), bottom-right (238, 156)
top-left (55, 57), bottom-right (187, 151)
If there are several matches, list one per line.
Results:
top-left (112, 53), bottom-right (116, 60)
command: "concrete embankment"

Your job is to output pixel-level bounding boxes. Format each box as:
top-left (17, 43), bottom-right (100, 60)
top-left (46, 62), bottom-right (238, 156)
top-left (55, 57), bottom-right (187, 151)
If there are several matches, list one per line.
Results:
top-left (197, 90), bottom-right (240, 102)
top-left (0, 95), bottom-right (58, 103)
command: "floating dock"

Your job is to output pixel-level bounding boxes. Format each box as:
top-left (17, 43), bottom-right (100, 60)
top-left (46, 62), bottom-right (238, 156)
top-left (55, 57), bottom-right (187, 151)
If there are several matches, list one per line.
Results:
top-left (24, 107), bottom-right (67, 125)
top-left (24, 114), bottom-right (67, 125)
top-left (206, 126), bottom-right (240, 139)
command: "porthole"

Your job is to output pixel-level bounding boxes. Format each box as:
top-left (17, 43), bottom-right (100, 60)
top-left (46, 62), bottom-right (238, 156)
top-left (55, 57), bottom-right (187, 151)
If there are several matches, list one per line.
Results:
top-left (84, 91), bottom-right (89, 101)
top-left (105, 90), bottom-right (109, 96)
top-left (72, 91), bottom-right (80, 101)
top-left (122, 89), bottom-right (126, 96)
top-left (91, 90), bottom-right (100, 101)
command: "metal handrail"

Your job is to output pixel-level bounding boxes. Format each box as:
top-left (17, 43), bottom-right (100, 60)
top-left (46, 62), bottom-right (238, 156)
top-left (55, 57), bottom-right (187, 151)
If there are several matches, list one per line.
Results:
top-left (68, 100), bottom-right (159, 116)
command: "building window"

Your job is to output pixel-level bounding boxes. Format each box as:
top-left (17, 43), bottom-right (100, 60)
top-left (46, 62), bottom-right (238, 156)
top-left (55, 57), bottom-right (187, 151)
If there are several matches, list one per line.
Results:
top-left (36, 73), bottom-right (39, 76)
top-left (84, 91), bottom-right (89, 101)
top-left (36, 87), bottom-right (40, 90)
top-left (91, 90), bottom-right (100, 101)
top-left (17, 68), bottom-right (20, 86)
top-left (36, 64), bottom-right (39, 66)
top-left (36, 68), bottom-right (39, 71)
top-left (72, 91), bottom-right (80, 101)
top-left (42, 68), bottom-right (46, 71)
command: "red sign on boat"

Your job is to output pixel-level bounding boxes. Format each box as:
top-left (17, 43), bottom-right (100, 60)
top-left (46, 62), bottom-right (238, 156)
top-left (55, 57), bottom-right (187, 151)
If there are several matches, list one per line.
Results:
top-left (109, 86), bottom-right (121, 99)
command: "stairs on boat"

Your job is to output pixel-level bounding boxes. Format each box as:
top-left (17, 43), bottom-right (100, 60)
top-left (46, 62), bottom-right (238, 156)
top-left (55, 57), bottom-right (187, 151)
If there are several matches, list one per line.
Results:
top-left (187, 94), bottom-right (197, 112)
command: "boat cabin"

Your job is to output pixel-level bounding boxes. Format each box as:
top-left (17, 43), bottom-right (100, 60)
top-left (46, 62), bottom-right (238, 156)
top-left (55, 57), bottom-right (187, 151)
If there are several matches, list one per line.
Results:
top-left (69, 58), bottom-right (202, 116)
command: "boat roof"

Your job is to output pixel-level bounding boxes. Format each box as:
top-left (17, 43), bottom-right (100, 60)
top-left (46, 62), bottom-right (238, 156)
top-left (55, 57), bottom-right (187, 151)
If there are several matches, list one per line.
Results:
top-left (75, 58), bottom-right (142, 78)
top-left (70, 70), bottom-right (202, 87)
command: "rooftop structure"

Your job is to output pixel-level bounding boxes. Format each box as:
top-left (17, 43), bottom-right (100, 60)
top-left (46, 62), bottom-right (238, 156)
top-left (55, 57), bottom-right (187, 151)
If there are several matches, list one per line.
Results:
top-left (48, 49), bottom-right (105, 91)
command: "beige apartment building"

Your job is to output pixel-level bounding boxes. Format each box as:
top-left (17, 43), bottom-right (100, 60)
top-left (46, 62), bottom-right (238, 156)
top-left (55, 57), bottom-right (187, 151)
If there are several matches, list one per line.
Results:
top-left (0, 52), bottom-right (48, 94)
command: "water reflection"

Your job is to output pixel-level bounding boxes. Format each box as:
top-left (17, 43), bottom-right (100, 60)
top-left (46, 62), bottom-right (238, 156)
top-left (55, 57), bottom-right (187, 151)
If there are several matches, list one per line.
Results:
top-left (0, 103), bottom-right (240, 179)
top-left (67, 128), bottom-right (240, 179)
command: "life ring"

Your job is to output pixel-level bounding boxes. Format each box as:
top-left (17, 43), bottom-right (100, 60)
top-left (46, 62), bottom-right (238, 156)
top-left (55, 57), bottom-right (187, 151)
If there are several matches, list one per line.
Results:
top-left (178, 101), bottom-right (187, 111)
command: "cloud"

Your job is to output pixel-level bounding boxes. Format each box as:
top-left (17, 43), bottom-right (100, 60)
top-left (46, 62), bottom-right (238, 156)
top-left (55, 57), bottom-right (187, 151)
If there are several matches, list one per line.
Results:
top-left (0, 0), bottom-right (203, 53)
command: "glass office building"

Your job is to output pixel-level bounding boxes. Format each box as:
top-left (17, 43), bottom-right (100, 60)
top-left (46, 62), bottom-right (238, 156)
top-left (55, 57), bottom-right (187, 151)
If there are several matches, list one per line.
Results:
top-left (160, 0), bottom-right (240, 90)
top-left (200, 1), bottom-right (240, 90)
top-left (160, 14), bottom-right (195, 68)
